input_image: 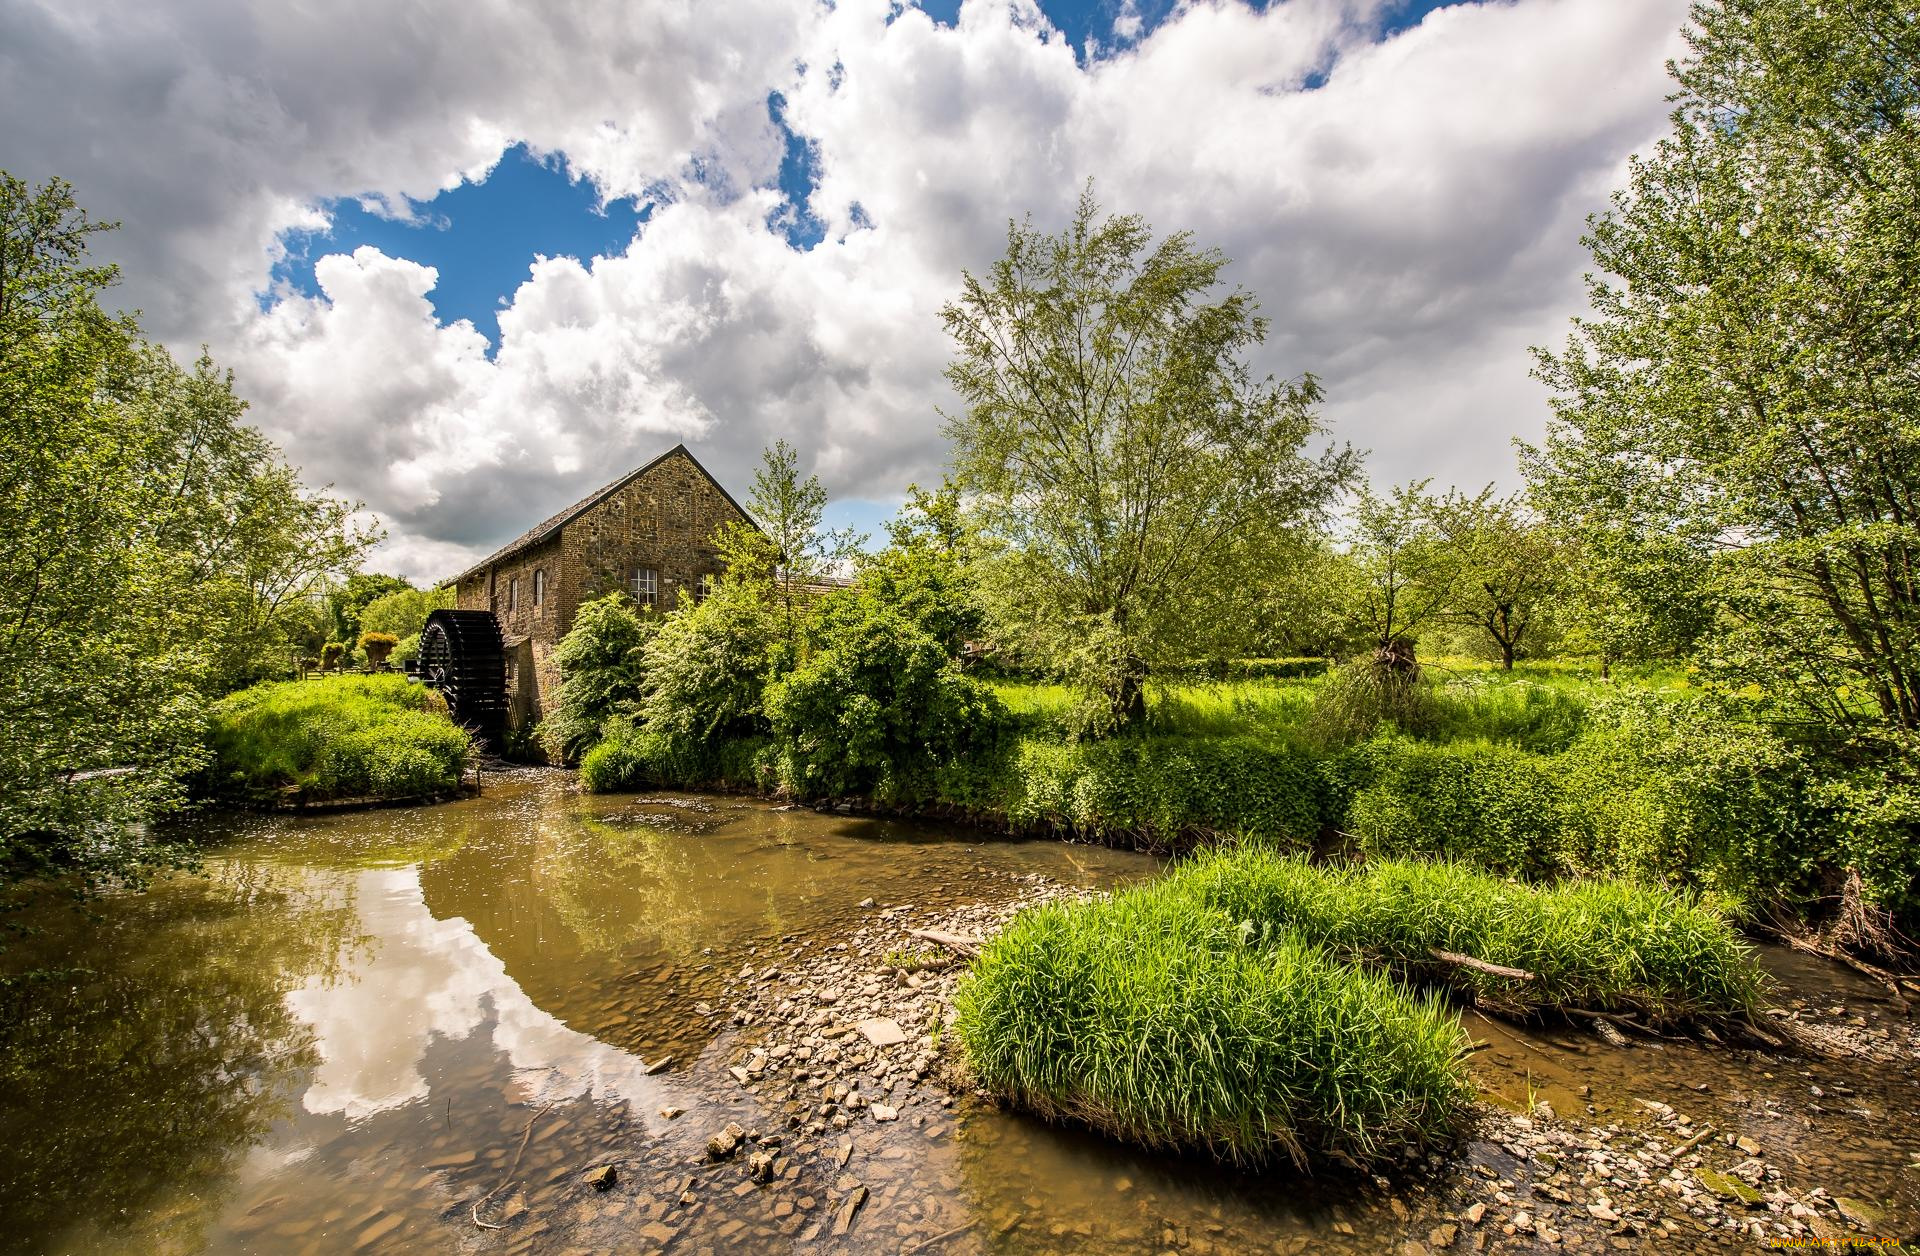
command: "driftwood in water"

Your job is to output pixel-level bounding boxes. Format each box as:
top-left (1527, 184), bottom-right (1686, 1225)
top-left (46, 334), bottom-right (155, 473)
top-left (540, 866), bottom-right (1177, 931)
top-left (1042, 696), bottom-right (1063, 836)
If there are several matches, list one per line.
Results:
top-left (1429, 948), bottom-right (1537, 982)
top-left (907, 928), bottom-right (982, 958)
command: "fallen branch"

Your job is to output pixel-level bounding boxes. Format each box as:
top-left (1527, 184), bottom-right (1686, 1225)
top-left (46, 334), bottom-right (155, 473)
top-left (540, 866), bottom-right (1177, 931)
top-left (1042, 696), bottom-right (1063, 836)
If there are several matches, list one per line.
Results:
top-left (1430, 948), bottom-right (1536, 982)
top-left (908, 928), bottom-right (982, 958)
top-left (471, 1104), bottom-right (550, 1230)
top-left (1658, 1123), bottom-right (1718, 1166)
top-left (902, 1218), bottom-right (977, 1253)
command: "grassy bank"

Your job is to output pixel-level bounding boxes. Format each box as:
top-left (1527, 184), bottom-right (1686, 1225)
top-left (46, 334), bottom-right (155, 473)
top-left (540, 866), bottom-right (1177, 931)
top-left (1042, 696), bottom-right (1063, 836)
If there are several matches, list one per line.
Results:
top-left (206, 675), bottom-right (471, 804)
top-left (575, 662), bottom-right (1912, 928)
top-left (1171, 849), bottom-right (1765, 1026)
top-left (952, 877), bottom-right (1473, 1170)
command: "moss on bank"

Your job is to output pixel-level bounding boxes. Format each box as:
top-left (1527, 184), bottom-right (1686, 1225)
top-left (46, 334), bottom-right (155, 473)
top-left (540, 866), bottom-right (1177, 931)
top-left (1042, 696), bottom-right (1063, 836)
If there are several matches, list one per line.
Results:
top-left (206, 675), bottom-right (470, 804)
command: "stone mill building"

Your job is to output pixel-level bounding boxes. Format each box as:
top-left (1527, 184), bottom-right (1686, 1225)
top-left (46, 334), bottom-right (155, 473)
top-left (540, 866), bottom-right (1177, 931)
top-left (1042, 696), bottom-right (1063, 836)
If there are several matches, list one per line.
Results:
top-left (443, 444), bottom-right (752, 727)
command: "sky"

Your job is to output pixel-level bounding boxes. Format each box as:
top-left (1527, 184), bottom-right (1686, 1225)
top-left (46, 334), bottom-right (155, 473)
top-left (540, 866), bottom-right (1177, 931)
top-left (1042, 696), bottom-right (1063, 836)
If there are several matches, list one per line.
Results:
top-left (0, 0), bottom-right (1691, 582)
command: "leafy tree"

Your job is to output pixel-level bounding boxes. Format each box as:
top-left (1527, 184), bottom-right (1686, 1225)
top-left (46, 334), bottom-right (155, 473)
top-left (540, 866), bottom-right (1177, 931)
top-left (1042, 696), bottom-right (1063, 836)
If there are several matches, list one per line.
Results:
top-left (1339, 481), bottom-right (1455, 674)
top-left (1427, 488), bottom-right (1563, 670)
top-left (356, 584), bottom-right (454, 642)
top-left (715, 439), bottom-right (858, 644)
top-left (1529, 0), bottom-right (1920, 735)
top-left (942, 186), bottom-right (1355, 731)
top-left (635, 578), bottom-right (781, 745)
top-left (0, 175), bottom-right (201, 888)
top-left (854, 481), bottom-right (985, 658)
top-left (326, 572), bottom-right (412, 648)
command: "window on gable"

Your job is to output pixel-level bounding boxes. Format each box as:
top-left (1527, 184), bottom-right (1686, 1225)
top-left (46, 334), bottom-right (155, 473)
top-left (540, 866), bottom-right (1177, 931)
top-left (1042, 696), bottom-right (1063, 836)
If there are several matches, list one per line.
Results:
top-left (534, 569), bottom-right (547, 607)
top-left (632, 567), bottom-right (658, 608)
top-left (695, 573), bottom-right (716, 604)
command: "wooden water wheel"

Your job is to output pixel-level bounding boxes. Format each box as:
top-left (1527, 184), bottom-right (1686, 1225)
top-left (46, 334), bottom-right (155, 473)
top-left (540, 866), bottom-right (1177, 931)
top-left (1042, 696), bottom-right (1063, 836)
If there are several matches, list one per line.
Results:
top-left (418, 609), bottom-right (509, 731)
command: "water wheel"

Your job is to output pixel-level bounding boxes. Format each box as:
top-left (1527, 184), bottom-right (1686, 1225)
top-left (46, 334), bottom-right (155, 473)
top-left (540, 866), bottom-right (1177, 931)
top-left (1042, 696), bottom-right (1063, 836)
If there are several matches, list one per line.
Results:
top-left (418, 609), bottom-right (509, 731)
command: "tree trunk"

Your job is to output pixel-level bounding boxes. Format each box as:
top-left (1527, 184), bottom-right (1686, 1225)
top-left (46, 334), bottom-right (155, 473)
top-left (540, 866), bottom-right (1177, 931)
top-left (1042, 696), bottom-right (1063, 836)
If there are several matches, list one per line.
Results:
top-left (1501, 641), bottom-right (1515, 670)
top-left (1111, 657), bottom-right (1149, 729)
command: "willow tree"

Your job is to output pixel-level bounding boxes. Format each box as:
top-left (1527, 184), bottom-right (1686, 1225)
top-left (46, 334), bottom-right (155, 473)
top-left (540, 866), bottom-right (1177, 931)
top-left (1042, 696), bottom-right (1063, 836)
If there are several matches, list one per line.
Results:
top-left (1529, 0), bottom-right (1920, 735)
top-left (941, 188), bottom-right (1355, 731)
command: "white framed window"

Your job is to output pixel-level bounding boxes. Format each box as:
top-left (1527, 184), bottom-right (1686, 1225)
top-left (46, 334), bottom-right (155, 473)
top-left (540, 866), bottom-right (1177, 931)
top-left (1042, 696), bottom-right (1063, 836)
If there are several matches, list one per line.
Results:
top-left (695, 573), bottom-right (716, 604)
top-left (507, 577), bottom-right (519, 612)
top-left (631, 567), bottom-right (658, 608)
top-left (533, 569), bottom-right (547, 607)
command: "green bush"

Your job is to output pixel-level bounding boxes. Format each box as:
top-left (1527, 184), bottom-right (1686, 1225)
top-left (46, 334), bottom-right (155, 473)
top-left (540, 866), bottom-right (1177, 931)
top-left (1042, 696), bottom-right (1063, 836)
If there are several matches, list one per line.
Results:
top-left (635, 579), bottom-right (780, 745)
top-left (1170, 849), bottom-right (1764, 1025)
top-left (579, 719), bottom-right (768, 793)
top-left (1345, 738), bottom-right (1572, 878)
top-left (545, 593), bottom-right (656, 764)
top-left (953, 878), bottom-right (1471, 1169)
top-left (767, 594), bottom-right (1009, 801)
top-left (207, 675), bottom-right (469, 802)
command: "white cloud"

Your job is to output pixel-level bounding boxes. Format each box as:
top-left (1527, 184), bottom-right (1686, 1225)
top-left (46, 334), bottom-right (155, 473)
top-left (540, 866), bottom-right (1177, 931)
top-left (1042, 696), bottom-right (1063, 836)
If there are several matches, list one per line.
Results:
top-left (2, 0), bottom-right (1689, 582)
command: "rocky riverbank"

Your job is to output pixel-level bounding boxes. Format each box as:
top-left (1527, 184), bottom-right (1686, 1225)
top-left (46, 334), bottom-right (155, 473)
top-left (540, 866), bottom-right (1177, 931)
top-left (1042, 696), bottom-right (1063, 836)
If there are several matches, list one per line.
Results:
top-left (669, 874), bottom-right (1920, 1254)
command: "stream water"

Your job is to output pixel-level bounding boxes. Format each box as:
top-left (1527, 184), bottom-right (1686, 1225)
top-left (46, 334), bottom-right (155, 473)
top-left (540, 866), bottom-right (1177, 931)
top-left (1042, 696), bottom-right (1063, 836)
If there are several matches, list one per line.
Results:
top-left (1, 769), bottom-right (1915, 1254)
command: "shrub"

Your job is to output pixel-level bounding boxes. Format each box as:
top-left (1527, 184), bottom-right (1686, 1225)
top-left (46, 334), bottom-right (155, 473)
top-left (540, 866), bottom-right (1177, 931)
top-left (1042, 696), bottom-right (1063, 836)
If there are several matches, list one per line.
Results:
top-left (767, 594), bottom-right (1010, 800)
top-left (953, 878), bottom-right (1471, 1169)
top-left (1307, 661), bottom-right (1440, 746)
top-left (636, 579), bottom-right (780, 745)
top-left (1556, 692), bottom-right (1812, 905)
top-left (545, 593), bottom-right (656, 764)
top-left (1344, 739), bottom-right (1572, 878)
top-left (357, 631), bottom-right (398, 670)
top-left (578, 719), bottom-right (768, 793)
top-left (1170, 849), bottom-right (1764, 1026)
top-left (207, 674), bottom-right (469, 802)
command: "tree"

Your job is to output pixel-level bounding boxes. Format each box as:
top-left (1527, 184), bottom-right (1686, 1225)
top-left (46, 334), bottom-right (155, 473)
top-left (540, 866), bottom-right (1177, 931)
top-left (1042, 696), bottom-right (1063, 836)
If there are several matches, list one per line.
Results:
top-left (942, 186), bottom-right (1355, 730)
top-left (1340, 481), bottom-right (1455, 676)
top-left (358, 585), bottom-right (455, 642)
top-left (0, 174), bottom-right (202, 888)
top-left (854, 481), bottom-right (985, 659)
top-left (327, 573), bottom-right (413, 648)
top-left (1528, 0), bottom-right (1920, 734)
top-left (715, 440), bottom-right (858, 644)
top-left (544, 593), bottom-right (656, 763)
top-left (358, 631), bottom-right (398, 671)
top-left (1428, 488), bottom-right (1563, 670)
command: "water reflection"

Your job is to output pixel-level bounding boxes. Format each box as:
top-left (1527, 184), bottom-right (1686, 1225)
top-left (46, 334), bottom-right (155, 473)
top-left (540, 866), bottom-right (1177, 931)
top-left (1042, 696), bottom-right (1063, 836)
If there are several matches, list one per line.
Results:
top-left (287, 864), bottom-right (670, 1123)
top-left (0, 865), bottom-right (352, 1254)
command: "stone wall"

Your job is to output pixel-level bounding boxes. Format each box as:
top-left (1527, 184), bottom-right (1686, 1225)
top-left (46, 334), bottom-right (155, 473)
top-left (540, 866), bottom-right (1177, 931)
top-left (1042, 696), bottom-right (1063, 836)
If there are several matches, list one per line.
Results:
top-left (453, 447), bottom-right (748, 725)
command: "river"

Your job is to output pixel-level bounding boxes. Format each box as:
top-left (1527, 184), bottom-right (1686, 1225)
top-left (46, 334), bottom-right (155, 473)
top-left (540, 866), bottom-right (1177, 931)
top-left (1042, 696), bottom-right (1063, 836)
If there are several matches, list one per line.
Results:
top-left (1, 769), bottom-right (1915, 1253)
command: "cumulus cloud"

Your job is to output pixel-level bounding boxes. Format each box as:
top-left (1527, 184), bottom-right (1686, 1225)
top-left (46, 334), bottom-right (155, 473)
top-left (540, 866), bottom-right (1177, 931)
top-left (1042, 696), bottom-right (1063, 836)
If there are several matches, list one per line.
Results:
top-left (1, 0), bottom-right (1689, 581)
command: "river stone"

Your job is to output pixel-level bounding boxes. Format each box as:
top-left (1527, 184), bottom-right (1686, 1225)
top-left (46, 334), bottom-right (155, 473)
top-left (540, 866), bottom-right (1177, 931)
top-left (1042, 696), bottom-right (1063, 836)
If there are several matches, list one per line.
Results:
top-left (1697, 1169), bottom-right (1764, 1207)
top-left (856, 1017), bottom-right (907, 1047)
top-left (831, 1184), bottom-right (869, 1237)
top-left (1429, 1222), bottom-right (1458, 1247)
top-left (747, 1151), bottom-right (776, 1183)
top-left (707, 1123), bottom-right (746, 1159)
top-left (584, 1165), bottom-right (617, 1191)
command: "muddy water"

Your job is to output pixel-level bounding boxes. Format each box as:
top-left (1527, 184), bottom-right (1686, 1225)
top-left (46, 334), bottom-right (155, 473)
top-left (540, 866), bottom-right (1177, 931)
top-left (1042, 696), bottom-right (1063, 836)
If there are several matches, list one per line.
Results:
top-left (1, 769), bottom-right (1915, 1254)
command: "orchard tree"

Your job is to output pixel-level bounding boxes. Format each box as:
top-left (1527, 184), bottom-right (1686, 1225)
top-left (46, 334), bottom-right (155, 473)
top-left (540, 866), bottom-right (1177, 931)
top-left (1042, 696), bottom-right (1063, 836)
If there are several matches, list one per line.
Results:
top-left (1339, 481), bottom-right (1455, 677)
top-left (1428, 487), bottom-right (1563, 670)
top-left (715, 439), bottom-right (858, 645)
top-left (942, 186), bottom-right (1355, 731)
top-left (1528, 0), bottom-right (1920, 733)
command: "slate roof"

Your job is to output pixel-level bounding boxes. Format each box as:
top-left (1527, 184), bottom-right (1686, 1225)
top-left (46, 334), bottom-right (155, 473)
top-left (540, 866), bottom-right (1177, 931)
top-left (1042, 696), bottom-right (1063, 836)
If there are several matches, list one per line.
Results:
top-left (447, 443), bottom-right (754, 586)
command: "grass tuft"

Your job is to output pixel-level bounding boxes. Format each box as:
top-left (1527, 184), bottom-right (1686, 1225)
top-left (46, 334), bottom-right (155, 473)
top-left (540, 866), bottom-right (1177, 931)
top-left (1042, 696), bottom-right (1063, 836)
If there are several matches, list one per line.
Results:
top-left (1170, 849), bottom-right (1766, 1026)
top-left (952, 879), bottom-right (1473, 1170)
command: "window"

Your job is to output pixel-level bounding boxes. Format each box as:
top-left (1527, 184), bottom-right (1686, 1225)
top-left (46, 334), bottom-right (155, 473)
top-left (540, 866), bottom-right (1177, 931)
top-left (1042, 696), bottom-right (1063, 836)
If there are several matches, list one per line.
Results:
top-left (533, 569), bottom-right (547, 607)
top-left (507, 577), bottom-right (519, 612)
top-left (631, 567), bottom-right (658, 608)
top-left (695, 573), bottom-right (716, 604)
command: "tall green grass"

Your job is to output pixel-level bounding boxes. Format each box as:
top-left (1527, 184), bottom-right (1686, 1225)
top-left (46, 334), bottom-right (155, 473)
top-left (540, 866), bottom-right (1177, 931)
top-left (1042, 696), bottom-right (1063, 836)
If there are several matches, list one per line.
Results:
top-left (953, 879), bottom-right (1472, 1170)
top-left (1171, 849), bottom-right (1765, 1025)
top-left (208, 675), bottom-right (470, 802)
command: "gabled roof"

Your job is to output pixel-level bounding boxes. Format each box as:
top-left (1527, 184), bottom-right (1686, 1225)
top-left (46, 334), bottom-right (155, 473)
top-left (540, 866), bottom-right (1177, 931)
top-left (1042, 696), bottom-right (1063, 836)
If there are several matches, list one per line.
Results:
top-left (448, 443), bottom-right (754, 586)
